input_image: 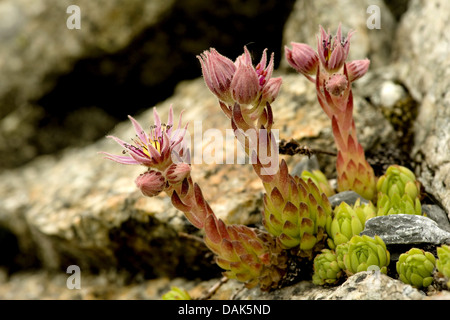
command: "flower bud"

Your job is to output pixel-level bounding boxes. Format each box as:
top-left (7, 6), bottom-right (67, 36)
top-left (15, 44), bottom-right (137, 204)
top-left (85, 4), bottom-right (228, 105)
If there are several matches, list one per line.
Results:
top-left (285, 42), bottom-right (319, 77)
top-left (230, 62), bottom-right (260, 105)
top-left (346, 59), bottom-right (370, 82)
top-left (135, 170), bottom-right (166, 197)
top-left (164, 163), bottom-right (191, 185)
top-left (261, 77), bottom-right (282, 105)
top-left (197, 48), bottom-right (236, 104)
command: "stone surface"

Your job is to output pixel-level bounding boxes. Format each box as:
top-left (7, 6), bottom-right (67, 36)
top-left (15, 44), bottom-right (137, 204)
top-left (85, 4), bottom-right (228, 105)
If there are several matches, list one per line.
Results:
top-left (0, 0), bottom-right (296, 170)
top-left (232, 271), bottom-right (425, 300)
top-left (422, 204), bottom-right (450, 233)
top-left (0, 0), bottom-right (176, 169)
top-left (361, 214), bottom-right (450, 245)
top-left (328, 191), bottom-right (370, 207)
top-left (0, 71), bottom-right (396, 289)
top-left (393, 0), bottom-right (450, 216)
top-left (280, 0), bottom-right (396, 70)
top-left (2, 0), bottom-right (449, 300)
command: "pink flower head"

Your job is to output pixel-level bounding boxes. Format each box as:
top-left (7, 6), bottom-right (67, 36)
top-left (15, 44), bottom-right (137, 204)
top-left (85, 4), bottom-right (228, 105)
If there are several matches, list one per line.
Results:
top-left (135, 170), bottom-right (166, 197)
top-left (285, 42), bottom-right (319, 81)
top-left (346, 58), bottom-right (370, 83)
top-left (197, 48), bottom-right (236, 105)
top-left (232, 47), bottom-right (282, 107)
top-left (198, 46), bottom-right (281, 108)
top-left (317, 23), bottom-right (354, 73)
top-left (102, 105), bottom-right (189, 171)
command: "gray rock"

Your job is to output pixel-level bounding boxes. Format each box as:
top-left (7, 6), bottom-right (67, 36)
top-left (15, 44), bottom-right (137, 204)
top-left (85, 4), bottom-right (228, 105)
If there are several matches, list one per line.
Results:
top-left (422, 204), bottom-right (450, 233)
top-left (328, 191), bottom-right (370, 207)
top-left (232, 271), bottom-right (424, 300)
top-left (290, 155), bottom-right (320, 177)
top-left (393, 0), bottom-right (450, 215)
top-left (361, 214), bottom-right (450, 245)
top-left (326, 271), bottom-right (425, 300)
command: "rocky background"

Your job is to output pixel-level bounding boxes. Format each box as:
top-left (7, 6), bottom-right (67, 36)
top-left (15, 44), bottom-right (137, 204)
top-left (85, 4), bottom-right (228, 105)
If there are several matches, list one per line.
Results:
top-left (0, 0), bottom-right (449, 299)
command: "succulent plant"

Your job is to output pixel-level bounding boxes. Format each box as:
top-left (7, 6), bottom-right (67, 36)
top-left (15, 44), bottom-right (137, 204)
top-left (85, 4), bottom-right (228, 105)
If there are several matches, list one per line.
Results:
top-left (376, 165), bottom-right (421, 200)
top-left (162, 286), bottom-right (192, 300)
top-left (301, 169), bottom-right (335, 197)
top-left (262, 161), bottom-right (332, 257)
top-left (285, 24), bottom-right (376, 201)
top-left (312, 249), bottom-right (343, 286)
top-left (326, 199), bottom-right (376, 249)
top-left (396, 248), bottom-right (436, 289)
top-left (204, 215), bottom-right (288, 291)
top-left (342, 235), bottom-right (390, 276)
top-left (377, 193), bottom-right (421, 216)
top-left (335, 242), bottom-right (349, 270)
top-left (436, 244), bottom-right (450, 288)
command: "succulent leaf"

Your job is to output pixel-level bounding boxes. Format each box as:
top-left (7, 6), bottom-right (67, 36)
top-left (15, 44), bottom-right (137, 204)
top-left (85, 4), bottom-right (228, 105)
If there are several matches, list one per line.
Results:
top-left (162, 286), bottom-right (192, 300)
top-left (436, 244), bottom-right (450, 288)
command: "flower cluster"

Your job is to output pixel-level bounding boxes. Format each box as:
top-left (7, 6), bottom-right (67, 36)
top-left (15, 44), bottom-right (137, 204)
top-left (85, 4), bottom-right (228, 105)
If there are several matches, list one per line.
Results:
top-left (102, 23), bottom-right (441, 295)
top-left (198, 46), bottom-right (282, 128)
top-left (286, 24), bottom-right (375, 201)
top-left (102, 104), bottom-right (286, 290)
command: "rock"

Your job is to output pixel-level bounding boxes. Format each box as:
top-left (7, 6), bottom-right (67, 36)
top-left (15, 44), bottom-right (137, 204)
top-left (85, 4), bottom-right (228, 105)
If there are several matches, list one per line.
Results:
top-left (0, 0), bottom-right (296, 170)
top-left (361, 214), bottom-right (450, 245)
top-left (290, 155), bottom-right (320, 177)
top-left (0, 71), bottom-right (397, 285)
top-left (328, 191), bottom-right (370, 207)
top-left (230, 271), bottom-right (425, 300)
top-left (393, 0), bottom-right (450, 215)
top-left (0, 0), bottom-right (177, 169)
top-left (280, 0), bottom-right (396, 70)
top-left (422, 204), bottom-right (450, 233)
top-left (326, 271), bottom-right (425, 300)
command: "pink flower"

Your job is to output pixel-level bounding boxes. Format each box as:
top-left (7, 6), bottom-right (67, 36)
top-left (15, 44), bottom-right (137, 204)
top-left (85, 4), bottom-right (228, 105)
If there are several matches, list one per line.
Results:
top-left (164, 163), bottom-right (191, 185)
top-left (230, 59), bottom-right (260, 105)
top-left (197, 49), bottom-right (236, 105)
top-left (317, 23), bottom-right (353, 73)
top-left (135, 170), bottom-right (166, 197)
top-left (285, 42), bottom-right (319, 81)
top-left (198, 46), bottom-right (282, 108)
top-left (261, 77), bottom-right (283, 105)
top-left (346, 59), bottom-right (370, 82)
top-left (101, 105), bottom-right (188, 171)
